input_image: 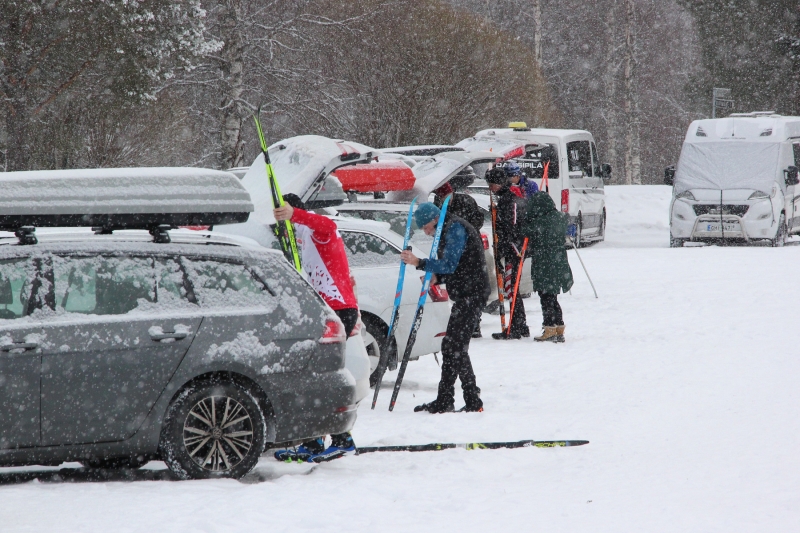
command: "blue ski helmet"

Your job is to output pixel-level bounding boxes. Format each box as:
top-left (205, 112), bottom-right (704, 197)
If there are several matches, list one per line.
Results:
top-left (504, 161), bottom-right (522, 177)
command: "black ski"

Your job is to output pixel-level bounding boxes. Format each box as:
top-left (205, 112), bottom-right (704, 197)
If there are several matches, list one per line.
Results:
top-left (356, 439), bottom-right (589, 454)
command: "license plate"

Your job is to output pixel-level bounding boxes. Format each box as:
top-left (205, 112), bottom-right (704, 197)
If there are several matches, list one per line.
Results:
top-left (705, 223), bottom-right (739, 232)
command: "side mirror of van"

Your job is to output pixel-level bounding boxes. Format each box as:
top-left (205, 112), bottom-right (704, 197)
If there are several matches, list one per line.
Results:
top-left (785, 166), bottom-right (799, 186)
top-left (664, 166), bottom-right (676, 186)
top-left (600, 164), bottom-right (612, 179)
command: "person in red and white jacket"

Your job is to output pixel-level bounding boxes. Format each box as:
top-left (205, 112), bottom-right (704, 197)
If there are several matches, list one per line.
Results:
top-left (273, 193), bottom-right (358, 462)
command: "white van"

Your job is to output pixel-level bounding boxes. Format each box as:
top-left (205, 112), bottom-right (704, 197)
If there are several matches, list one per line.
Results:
top-left (458, 123), bottom-right (611, 246)
top-left (666, 112), bottom-right (800, 247)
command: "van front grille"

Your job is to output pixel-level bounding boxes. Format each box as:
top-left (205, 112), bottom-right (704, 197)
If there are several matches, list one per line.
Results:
top-left (693, 204), bottom-right (749, 217)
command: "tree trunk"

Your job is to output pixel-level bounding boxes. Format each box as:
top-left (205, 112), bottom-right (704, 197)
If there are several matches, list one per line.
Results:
top-left (218, 2), bottom-right (246, 170)
top-left (603, 0), bottom-right (619, 183)
top-left (623, 0), bottom-right (641, 185)
top-left (532, 0), bottom-right (543, 70)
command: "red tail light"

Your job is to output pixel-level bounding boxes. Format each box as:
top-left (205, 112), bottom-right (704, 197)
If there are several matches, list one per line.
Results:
top-left (481, 233), bottom-right (490, 250)
top-left (428, 284), bottom-right (449, 302)
top-left (561, 189), bottom-right (569, 213)
top-left (181, 226), bottom-right (210, 231)
top-left (319, 317), bottom-right (346, 344)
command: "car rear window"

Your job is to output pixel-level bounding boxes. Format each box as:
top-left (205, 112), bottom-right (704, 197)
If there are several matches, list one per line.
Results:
top-left (182, 258), bottom-right (275, 309)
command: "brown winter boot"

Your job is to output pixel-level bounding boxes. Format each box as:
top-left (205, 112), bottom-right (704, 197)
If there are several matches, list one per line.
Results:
top-left (534, 326), bottom-right (559, 342)
top-left (555, 325), bottom-right (566, 343)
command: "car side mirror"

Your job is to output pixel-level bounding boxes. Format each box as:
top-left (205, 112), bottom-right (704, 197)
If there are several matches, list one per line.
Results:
top-left (601, 163), bottom-right (612, 179)
top-left (664, 166), bottom-right (675, 186)
top-left (785, 166), bottom-right (799, 186)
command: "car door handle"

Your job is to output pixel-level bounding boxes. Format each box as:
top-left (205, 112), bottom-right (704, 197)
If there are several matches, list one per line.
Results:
top-left (149, 332), bottom-right (189, 341)
top-left (1, 342), bottom-right (38, 352)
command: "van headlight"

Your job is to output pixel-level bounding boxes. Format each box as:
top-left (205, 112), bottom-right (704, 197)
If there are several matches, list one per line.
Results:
top-left (676, 190), bottom-right (696, 201)
top-left (748, 190), bottom-right (769, 200)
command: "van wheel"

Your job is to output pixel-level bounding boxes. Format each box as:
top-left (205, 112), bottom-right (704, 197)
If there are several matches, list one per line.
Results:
top-left (362, 315), bottom-right (396, 388)
top-left (159, 380), bottom-right (266, 480)
top-left (598, 209), bottom-right (606, 240)
top-left (670, 236), bottom-right (686, 248)
top-left (772, 214), bottom-right (787, 247)
top-left (574, 213), bottom-right (583, 248)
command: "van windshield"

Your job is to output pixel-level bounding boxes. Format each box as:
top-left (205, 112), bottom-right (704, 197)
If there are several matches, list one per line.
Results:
top-left (674, 141), bottom-right (782, 194)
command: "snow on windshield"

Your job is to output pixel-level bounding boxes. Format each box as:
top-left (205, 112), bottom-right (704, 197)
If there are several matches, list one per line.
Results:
top-left (674, 141), bottom-right (784, 194)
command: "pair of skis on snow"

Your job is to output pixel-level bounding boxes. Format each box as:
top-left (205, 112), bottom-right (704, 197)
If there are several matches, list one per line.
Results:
top-left (372, 195), bottom-right (452, 411)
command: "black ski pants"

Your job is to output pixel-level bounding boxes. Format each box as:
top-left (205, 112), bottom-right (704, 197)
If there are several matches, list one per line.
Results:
top-left (538, 292), bottom-right (563, 327)
top-left (503, 253), bottom-right (528, 335)
top-left (437, 295), bottom-right (485, 408)
top-left (303, 307), bottom-right (359, 450)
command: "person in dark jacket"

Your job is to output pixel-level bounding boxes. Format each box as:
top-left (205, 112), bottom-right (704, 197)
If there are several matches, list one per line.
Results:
top-left (400, 202), bottom-right (490, 413)
top-left (486, 165), bottom-right (530, 340)
top-left (520, 192), bottom-right (574, 343)
top-left (433, 167), bottom-right (486, 338)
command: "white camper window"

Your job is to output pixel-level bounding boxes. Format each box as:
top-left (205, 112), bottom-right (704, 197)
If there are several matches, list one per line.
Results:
top-left (567, 141), bottom-right (593, 177)
top-left (793, 143), bottom-right (800, 167)
top-left (590, 142), bottom-right (602, 177)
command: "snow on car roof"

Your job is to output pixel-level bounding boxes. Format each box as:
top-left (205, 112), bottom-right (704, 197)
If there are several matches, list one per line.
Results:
top-left (0, 167), bottom-right (253, 230)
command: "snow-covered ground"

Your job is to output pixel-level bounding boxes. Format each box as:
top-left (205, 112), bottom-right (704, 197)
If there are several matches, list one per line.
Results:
top-left (3, 185), bottom-right (800, 532)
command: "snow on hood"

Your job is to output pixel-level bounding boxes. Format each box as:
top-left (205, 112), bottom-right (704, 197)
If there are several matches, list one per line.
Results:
top-left (387, 151), bottom-right (499, 202)
top-left (241, 135), bottom-right (375, 225)
top-left (674, 141), bottom-right (785, 195)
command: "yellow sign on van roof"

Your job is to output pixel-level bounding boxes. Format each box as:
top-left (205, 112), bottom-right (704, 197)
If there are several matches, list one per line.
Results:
top-left (508, 121), bottom-right (527, 128)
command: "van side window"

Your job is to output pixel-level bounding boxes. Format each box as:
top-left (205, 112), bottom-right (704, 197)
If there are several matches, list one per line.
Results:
top-left (567, 141), bottom-right (593, 177)
top-left (793, 143), bottom-right (800, 167)
top-left (519, 144), bottom-right (559, 180)
top-left (182, 258), bottom-right (274, 308)
top-left (590, 142), bottom-right (602, 177)
top-left (53, 256), bottom-right (156, 315)
top-left (0, 258), bottom-right (34, 320)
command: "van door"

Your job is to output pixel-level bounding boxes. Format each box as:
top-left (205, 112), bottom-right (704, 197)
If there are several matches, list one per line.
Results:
top-left (566, 140), bottom-right (594, 238)
top-left (587, 141), bottom-right (607, 233)
top-left (791, 143), bottom-right (800, 232)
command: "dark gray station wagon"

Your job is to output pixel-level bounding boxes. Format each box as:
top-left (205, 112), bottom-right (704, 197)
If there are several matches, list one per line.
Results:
top-left (0, 232), bottom-right (356, 479)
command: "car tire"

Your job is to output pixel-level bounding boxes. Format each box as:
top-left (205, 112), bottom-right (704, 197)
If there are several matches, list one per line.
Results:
top-left (362, 315), bottom-right (396, 388)
top-left (670, 236), bottom-right (686, 248)
top-left (81, 455), bottom-right (149, 469)
top-left (159, 380), bottom-right (266, 480)
top-left (574, 213), bottom-right (583, 248)
top-left (772, 214), bottom-right (787, 247)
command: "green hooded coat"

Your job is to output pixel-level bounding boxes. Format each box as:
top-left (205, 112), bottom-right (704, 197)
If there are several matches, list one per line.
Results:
top-left (520, 192), bottom-right (574, 294)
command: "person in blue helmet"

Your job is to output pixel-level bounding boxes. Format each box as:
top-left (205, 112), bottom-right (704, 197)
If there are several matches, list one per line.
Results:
top-left (505, 161), bottom-right (539, 198)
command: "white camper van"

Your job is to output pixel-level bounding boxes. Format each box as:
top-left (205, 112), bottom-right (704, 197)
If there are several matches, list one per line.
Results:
top-left (666, 112), bottom-right (800, 247)
top-left (458, 123), bottom-right (611, 246)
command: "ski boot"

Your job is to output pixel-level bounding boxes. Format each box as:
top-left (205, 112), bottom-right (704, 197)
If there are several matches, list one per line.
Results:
top-left (491, 330), bottom-right (522, 340)
top-left (414, 399), bottom-right (455, 414)
top-left (273, 438), bottom-right (324, 462)
top-left (307, 433), bottom-right (356, 463)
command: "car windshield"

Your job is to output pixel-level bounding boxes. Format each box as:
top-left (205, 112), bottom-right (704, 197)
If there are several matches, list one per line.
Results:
top-left (674, 141), bottom-right (782, 194)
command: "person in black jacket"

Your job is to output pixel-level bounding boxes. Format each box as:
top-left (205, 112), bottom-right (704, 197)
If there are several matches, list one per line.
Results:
top-left (486, 164), bottom-right (530, 340)
top-left (433, 167), bottom-right (487, 338)
top-left (400, 202), bottom-right (490, 413)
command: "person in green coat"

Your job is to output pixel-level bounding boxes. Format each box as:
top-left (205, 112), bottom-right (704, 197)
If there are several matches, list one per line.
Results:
top-left (520, 191), bottom-right (574, 342)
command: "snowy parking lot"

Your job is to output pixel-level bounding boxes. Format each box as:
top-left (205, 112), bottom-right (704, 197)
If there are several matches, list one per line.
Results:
top-left (2, 185), bottom-right (799, 532)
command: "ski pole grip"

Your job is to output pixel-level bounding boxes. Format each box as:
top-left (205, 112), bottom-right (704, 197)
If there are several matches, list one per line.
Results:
top-left (405, 246), bottom-right (412, 251)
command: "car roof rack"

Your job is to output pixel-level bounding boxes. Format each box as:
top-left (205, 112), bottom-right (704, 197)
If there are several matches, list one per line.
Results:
top-left (0, 167), bottom-right (253, 245)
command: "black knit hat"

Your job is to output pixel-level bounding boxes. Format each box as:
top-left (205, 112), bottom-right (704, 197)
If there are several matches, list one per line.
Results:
top-left (282, 193), bottom-right (305, 210)
top-left (485, 166), bottom-right (508, 185)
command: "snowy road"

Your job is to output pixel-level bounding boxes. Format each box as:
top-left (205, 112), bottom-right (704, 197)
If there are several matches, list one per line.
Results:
top-left (2, 186), bottom-right (800, 532)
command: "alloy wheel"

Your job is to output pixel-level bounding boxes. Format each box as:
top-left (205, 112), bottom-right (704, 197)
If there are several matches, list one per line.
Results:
top-left (183, 396), bottom-right (254, 472)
